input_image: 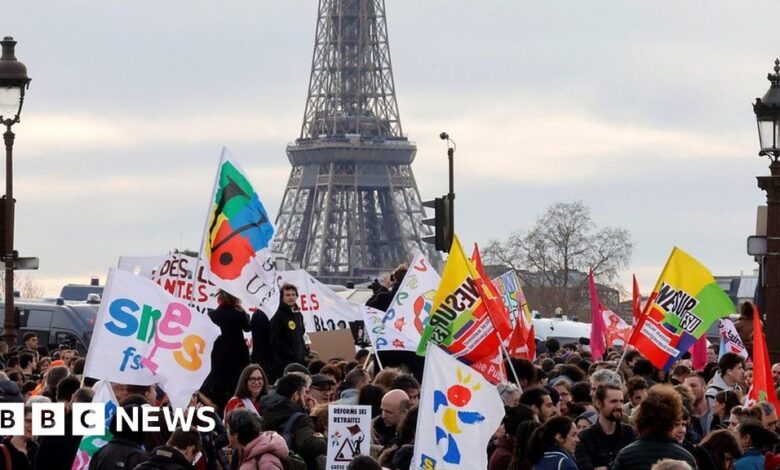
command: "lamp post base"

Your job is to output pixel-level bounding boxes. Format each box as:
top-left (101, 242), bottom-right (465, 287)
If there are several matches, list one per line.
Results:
top-left (757, 161), bottom-right (780, 363)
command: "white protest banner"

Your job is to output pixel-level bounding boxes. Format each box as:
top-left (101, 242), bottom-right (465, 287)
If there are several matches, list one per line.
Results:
top-left (326, 404), bottom-right (371, 470)
top-left (412, 345), bottom-right (504, 470)
top-left (718, 318), bottom-right (748, 359)
top-left (277, 270), bottom-right (361, 331)
top-left (373, 250), bottom-right (439, 350)
top-left (118, 253), bottom-right (218, 312)
top-left (361, 305), bottom-right (417, 351)
top-left (84, 268), bottom-right (220, 409)
top-left (602, 308), bottom-right (632, 348)
top-left (201, 149), bottom-right (281, 313)
top-left (71, 380), bottom-right (118, 470)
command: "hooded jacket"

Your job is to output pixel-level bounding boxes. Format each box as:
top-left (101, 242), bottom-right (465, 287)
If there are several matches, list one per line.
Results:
top-left (260, 394), bottom-right (326, 470)
top-left (239, 432), bottom-right (289, 470)
top-left (705, 372), bottom-right (741, 406)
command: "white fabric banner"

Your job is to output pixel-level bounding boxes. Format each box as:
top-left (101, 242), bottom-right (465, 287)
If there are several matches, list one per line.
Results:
top-left (201, 150), bottom-right (281, 313)
top-left (718, 318), bottom-right (749, 359)
top-left (84, 268), bottom-right (220, 409)
top-left (278, 270), bottom-right (361, 331)
top-left (412, 346), bottom-right (504, 470)
top-left (361, 305), bottom-right (417, 351)
top-left (326, 404), bottom-right (371, 469)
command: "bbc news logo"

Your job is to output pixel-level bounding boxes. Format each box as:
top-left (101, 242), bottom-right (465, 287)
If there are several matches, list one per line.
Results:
top-left (0, 403), bottom-right (217, 436)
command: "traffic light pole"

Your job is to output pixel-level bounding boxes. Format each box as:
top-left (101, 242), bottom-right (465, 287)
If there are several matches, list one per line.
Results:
top-left (448, 145), bottom-right (454, 236)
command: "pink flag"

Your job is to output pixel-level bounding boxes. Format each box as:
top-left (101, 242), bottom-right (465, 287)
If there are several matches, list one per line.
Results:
top-left (692, 335), bottom-right (707, 371)
top-left (588, 268), bottom-right (606, 360)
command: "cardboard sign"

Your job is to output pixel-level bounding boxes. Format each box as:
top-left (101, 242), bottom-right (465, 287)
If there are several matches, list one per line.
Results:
top-left (326, 405), bottom-right (371, 470)
top-left (309, 329), bottom-right (356, 362)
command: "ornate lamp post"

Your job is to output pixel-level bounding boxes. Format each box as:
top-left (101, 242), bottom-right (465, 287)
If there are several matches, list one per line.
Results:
top-left (755, 59), bottom-right (780, 362)
top-left (0, 37), bottom-right (30, 346)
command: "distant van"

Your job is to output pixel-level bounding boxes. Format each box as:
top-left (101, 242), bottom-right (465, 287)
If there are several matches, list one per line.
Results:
top-left (0, 298), bottom-right (97, 355)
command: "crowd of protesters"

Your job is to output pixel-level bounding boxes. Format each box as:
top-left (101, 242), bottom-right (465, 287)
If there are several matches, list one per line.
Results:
top-left (3, 269), bottom-right (780, 470)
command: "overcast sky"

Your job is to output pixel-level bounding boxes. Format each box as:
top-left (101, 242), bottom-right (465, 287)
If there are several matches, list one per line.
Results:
top-left (1, 1), bottom-right (776, 299)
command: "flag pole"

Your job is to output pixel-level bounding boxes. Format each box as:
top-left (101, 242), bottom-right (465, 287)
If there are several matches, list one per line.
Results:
top-left (499, 336), bottom-right (521, 390)
top-left (373, 347), bottom-right (385, 371)
top-left (614, 291), bottom-right (657, 377)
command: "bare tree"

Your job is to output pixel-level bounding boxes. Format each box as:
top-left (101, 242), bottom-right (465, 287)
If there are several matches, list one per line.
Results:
top-left (0, 272), bottom-right (45, 299)
top-left (484, 201), bottom-right (632, 315)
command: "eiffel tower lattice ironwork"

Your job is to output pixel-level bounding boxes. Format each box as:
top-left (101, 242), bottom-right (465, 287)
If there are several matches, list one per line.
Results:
top-left (274, 0), bottom-right (440, 285)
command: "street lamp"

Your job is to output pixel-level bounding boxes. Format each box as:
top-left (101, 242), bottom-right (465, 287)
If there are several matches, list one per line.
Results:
top-left (755, 59), bottom-right (780, 362)
top-left (0, 36), bottom-right (30, 347)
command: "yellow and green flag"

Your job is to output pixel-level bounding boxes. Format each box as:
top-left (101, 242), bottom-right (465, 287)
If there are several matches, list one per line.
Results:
top-left (629, 247), bottom-right (734, 370)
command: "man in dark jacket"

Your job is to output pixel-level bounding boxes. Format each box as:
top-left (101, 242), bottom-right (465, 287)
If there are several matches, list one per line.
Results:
top-left (88, 400), bottom-right (149, 470)
top-left (365, 265), bottom-right (407, 312)
top-left (575, 383), bottom-right (636, 470)
top-left (261, 372), bottom-right (326, 470)
top-left (611, 384), bottom-right (696, 470)
top-left (269, 284), bottom-right (306, 381)
top-left (133, 429), bottom-right (202, 470)
top-left (33, 376), bottom-right (83, 470)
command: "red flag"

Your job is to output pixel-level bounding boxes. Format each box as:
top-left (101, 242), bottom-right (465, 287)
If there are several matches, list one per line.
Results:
top-left (632, 274), bottom-right (642, 325)
top-left (508, 313), bottom-right (536, 360)
top-left (601, 307), bottom-right (631, 348)
top-left (748, 304), bottom-right (780, 410)
top-left (472, 244), bottom-right (513, 339)
top-left (692, 335), bottom-right (707, 371)
top-left (588, 269), bottom-right (606, 360)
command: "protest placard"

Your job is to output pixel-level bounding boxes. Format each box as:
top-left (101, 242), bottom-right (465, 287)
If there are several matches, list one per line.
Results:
top-left (326, 405), bottom-right (371, 470)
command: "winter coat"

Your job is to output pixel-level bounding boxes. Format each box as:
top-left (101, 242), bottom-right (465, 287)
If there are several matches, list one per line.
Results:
top-left (250, 310), bottom-right (272, 367)
top-left (365, 284), bottom-right (400, 312)
top-left (488, 435), bottom-right (514, 470)
top-left (575, 420), bottom-right (637, 470)
top-left (238, 432), bottom-right (289, 470)
top-left (371, 415), bottom-right (397, 448)
top-left (260, 393), bottom-right (326, 470)
top-left (533, 449), bottom-right (578, 470)
top-left (269, 304), bottom-right (306, 379)
top-left (88, 437), bottom-right (149, 470)
top-left (0, 438), bottom-right (37, 470)
top-left (611, 435), bottom-right (697, 470)
top-left (33, 412), bottom-right (82, 470)
top-left (734, 449), bottom-right (763, 470)
top-left (209, 303), bottom-right (251, 371)
top-left (132, 446), bottom-right (191, 470)
top-left (705, 372), bottom-right (741, 407)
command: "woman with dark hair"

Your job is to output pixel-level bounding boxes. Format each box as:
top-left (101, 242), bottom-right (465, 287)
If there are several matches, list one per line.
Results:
top-left (225, 364), bottom-right (269, 417)
top-left (358, 384), bottom-right (385, 419)
top-left (714, 390), bottom-right (741, 429)
top-left (735, 420), bottom-right (779, 470)
top-left (694, 429), bottom-right (741, 470)
top-left (378, 405), bottom-right (418, 470)
top-left (510, 420), bottom-right (541, 470)
top-left (526, 416), bottom-right (579, 470)
top-left (207, 290), bottom-right (250, 411)
top-left (612, 384), bottom-right (697, 470)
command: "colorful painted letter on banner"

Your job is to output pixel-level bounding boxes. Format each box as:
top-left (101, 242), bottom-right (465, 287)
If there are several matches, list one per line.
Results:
top-left (493, 270), bottom-right (532, 324)
top-left (326, 405), bottom-right (372, 469)
top-left (718, 318), bottom-right (748, 359)
top-left (83, 268), bottom-right (220, 409)
top-left (363, 250), bottom-right (439, 351)
top-left (71, 380), bottom-right (118, 470)
top-left (412, 345), bottom-right (504, 470)
top-left (628, 247), bottom-right (734, 371)
top-left (417, 235), bottom-right (506, 382)
top-left (204, 149), bottom-right (280, 312)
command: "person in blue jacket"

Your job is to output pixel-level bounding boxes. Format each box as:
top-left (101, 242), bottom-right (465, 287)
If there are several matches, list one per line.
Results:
top-left (527, 416), bottom-right (580, 470)
top-left (735, 420), bottom-right (779, 470)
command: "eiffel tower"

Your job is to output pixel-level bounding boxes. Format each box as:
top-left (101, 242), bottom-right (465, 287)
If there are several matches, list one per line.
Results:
top-left (274, 0), bottom-right (440, 285)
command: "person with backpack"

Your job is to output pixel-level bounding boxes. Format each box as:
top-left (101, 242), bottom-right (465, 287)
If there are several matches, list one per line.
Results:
top-left (133, 429), bottom-right (203, 470)
top-left (705, 353), bottom-right (745, 407)
top-left (225, 409), bottom-right (300, 470)
top-left (261, 373), bottom-right (326, 470)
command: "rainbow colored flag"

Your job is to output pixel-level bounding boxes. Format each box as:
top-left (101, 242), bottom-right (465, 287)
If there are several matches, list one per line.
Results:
top-left (202, 149), bottom-right (280, 311)
top-left (628, 247), bottom-right (734, 371)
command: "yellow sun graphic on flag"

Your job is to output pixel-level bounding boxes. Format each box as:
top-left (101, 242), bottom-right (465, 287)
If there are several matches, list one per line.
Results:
top-left (441, 368), bottom-right (482, 434)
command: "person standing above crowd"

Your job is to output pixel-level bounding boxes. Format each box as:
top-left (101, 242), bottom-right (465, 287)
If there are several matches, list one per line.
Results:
top-left (365, 265), bottom-right (407, 312)
top-left (575, 383), bottom-right (636, 470)
top-left (611, 384), bottom-right (697, 470)
top-left (250, 307), bottom-right (272, 372)
top-left (207, 290), bottom-right (250, 411)
top-left (269, 284), bottom-right (306, 381)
